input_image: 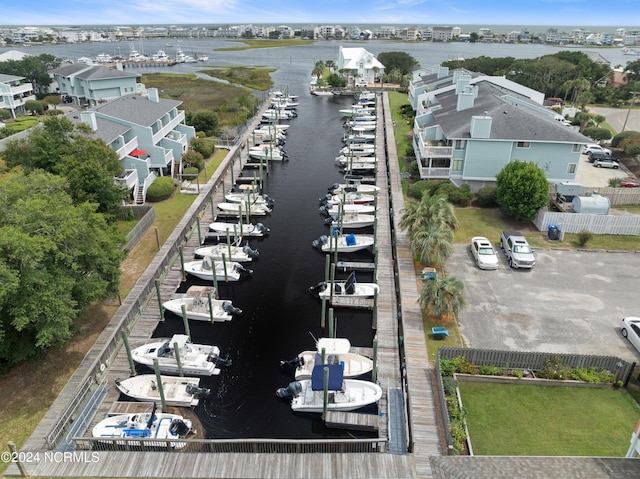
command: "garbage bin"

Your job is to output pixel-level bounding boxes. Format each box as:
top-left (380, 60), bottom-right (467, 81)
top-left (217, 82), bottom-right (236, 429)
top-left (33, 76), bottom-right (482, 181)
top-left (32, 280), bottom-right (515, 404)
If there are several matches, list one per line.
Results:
top-left (548, 224), bottom-right (559, 240)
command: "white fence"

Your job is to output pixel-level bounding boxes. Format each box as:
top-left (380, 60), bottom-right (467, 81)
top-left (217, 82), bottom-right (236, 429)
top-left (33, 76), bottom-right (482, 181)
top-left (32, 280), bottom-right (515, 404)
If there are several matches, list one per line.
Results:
top-left (534, 207), bottom-right (640, 234)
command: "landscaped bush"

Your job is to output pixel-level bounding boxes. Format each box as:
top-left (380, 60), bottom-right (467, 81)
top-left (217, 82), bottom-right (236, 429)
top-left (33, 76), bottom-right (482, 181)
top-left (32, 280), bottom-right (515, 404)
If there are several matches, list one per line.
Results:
top-left (570, 367), bottom-right (615, 384)
top-left (436, 183), bottom-right (473, 207)
top-left (476, 185), bottom-right (498, 207)
top-left (611, 130), bottom-right (640, 148)
top-left (190, 137), bottom-right (215, 158)
top-left (577, 230), bottom-right (593, 247)
top-left (182, 166), bottom-right (199, 178)
top-left (537, 356), bottom-right (572, 380)
top-left (145, 176), bottom-right (175, 202)
top-left (182, 150), bottom-right (204, 171)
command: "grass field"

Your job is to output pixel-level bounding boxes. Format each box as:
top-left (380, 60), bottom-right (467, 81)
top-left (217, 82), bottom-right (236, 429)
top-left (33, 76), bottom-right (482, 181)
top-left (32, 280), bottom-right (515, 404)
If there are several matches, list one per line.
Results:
top-left (458, 382), bottom-right (640, 456)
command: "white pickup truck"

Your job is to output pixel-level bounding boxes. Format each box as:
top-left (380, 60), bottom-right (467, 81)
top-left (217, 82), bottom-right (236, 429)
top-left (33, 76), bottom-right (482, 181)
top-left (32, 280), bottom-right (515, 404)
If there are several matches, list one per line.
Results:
top-left (499, 231), bottom-right (536, 269)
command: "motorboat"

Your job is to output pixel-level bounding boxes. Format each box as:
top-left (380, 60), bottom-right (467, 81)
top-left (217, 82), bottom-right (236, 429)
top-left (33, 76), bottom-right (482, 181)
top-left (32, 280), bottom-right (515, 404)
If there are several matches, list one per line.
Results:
top-left (276, 364), bottom-right (382, 413)
top-left (336, 154), bottom-right (378, 165)
top-left (131, 334), bottom-right (228, 376)
top-left (162, 287), bottom-right (242, 322)
top-left (262, 109), bottom-right (295, 121)
top-left (285, 337), bottom-right (374, 380)
top-left (208, 222), bottom-right (270, 237)
top-left (248, 146), bottom-right (288, 161)
top-left (115, 375), bottom-right (210, 407)
top-left (312, 233), bottom-right (375, 253)
top-left (343, 133), bottom-right (376, 144)
top-left (151, 50), bottom-right (171, 62)
top-left (341, 161), bottom-right (376, 173)
top-left (92, 402), bottom-right (193, 448)
top-left (175, 48), bottom-right (196, 63)
top-left (325, 212), bottom-right (376, 229)
top-left (224, 191), bottom-right (275, 207)
top-left (340, 145), bottom-right (376, 156)
top-left (217, 201), bottom-right (271, 216)
top-left (329, 176), bottom-right (381, 195)
top-left (320, 203), bottom-right (376, 217)
top-left (184, 256), bottom-right (253, 282)
top-left (320, 192), bottom-right (376, 205)
top-left (195, 241), bottom-right (259, 262)
top-left (309, 272), bottom-right (379, 299)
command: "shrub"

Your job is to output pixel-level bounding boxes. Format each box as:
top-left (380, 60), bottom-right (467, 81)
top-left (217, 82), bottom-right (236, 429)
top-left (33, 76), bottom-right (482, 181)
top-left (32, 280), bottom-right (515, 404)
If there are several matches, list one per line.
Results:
top-left (437, 183), bottom-right (473, 207)
top-left (611, 130), bottom-right (640, 148)
top-left (609, 177), bottom-right (622, 188)
top-left (183, 166), bottom-right (199, 178)
top-left (440, 358), bottom-right (458, 377)
top-left (479, 365), bottom-right (501, 376)
top-left (513, 369), bottom-right (524, 379)
top-left (571, 367), bottom-right (615, 384)
top-left (442, 376), bottom-right (458, 395)
top-left (476, 185), bottom-right (498, 207)
top-left (190, 137), bottom-right (215, 158)
top-left (577, 230), bottom-right (593, 247)
top-left (538, 356), bottom-right (572, 380)
top-left (145, 176), bottom-right (175, 202)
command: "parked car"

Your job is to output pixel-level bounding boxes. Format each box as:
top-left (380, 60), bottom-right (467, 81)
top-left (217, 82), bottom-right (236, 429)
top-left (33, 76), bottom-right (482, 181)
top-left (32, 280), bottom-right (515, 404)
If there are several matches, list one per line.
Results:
top-left (583, 144), bottom-right (611, 156)
top-left (620, 177), bottom-right (640, 188)
top-left (593, 158), bottom-right (620, 169)
top-left (588, 151), bottom-right (617, 163)
top-left (470, 236), bottom-right (499, 270)
top-left (620, 317), bottom-right (640, 353)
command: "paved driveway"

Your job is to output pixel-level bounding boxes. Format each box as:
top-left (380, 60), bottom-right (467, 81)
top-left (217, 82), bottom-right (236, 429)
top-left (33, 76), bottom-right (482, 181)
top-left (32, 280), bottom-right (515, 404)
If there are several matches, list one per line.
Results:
top-left (445, 244), bottom-right (640, 363)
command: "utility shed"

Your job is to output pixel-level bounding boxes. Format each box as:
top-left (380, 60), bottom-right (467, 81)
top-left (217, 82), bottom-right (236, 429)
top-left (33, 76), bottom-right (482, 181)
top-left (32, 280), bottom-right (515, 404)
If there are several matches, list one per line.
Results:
top-left (571, 194), bottom-right (610, 214)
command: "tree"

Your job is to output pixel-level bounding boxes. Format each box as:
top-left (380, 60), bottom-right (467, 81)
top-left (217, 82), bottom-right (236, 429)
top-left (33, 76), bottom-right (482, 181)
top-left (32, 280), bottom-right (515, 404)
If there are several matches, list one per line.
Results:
top-left (377, 51), bottom-right (418, 76)
top-left (496, 160), bottom-right (549, 222)
top-left (419, 275), bottom-right (466, 322)
top-left (43, 94), bottom-right (62, 110)
top-left (185, 110), bottom-right (219, 137)
top-left (0, 54), bottom-right (60, 95)
top-left (24, 99), bottom-right (44, 115)
top-left (582, 127), bottom-right (612, 142)
top-left (0, 170), bottom-right (124, 369)
top-left (326, 73), bottom-right (346, 88)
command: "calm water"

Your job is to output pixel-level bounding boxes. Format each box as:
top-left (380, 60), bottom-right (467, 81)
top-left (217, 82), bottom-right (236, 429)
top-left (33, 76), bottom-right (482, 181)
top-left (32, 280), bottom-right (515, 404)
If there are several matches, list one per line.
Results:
top-left (18, 38), bottom-right (631, 438)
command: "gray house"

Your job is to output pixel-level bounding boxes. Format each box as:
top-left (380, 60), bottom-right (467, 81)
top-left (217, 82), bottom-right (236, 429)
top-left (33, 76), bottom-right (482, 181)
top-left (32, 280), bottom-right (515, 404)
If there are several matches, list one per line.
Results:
top-left (409, 67), bottom-right (592, 190)
top-left (67, 88), bottom-right (195, 204)
top-left (51, 63), bottom-right (141, 107)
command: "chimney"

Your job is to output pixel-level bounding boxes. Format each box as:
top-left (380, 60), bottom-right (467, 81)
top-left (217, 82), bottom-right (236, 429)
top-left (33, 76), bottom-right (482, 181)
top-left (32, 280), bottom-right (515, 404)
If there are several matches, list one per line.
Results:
top-left (470, 115), bottom-right (492, 138)
top-left (437, 66), bottom-right (449, 79)
top-left (147, 87), bottom-right (159, 103)
top-left (80, 111), bottom-right (97, 131)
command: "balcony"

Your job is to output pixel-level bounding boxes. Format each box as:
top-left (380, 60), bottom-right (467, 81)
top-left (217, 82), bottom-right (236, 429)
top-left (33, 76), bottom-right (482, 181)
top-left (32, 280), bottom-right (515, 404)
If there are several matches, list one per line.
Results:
top-left (114, 169), bottom-right (138, 189)
top-left (418, 158), bottom-right (452, 179)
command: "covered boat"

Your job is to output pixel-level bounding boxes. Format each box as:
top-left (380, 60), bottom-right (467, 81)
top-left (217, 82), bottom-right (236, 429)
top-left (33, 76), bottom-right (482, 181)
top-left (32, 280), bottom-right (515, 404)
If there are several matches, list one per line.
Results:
top-left (310, 272), bottom-right (379, 299)
top-left (131, 334), bottom-right (228, 376)
top-left (92, 403), bottom-right (193, 448)
top-left (115, 375), bottom-right (210, 407)
top-left (291, 338), bottom-right (374, 380)
top-left (312, 233), bottom-right (375, 253)
top-left (184, 256), bottom-right (253, 282)
top-left (281, 364), bottom-right (382, 413)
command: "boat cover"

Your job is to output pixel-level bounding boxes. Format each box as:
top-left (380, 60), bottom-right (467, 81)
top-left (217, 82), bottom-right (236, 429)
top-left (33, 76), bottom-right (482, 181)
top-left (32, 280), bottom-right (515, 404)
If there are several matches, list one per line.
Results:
top-left (311, 364), bottom-right (344, 391)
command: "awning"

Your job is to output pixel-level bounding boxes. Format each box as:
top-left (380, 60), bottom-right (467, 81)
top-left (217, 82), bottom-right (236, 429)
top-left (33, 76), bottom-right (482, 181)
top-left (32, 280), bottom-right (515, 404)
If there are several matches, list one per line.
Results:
top-left (130, 149), bottom-right (147, 157)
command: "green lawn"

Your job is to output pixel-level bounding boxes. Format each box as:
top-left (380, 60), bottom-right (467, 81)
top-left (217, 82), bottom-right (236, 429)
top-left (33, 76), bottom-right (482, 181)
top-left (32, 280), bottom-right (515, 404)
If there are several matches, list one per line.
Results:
top-left (458, 382), bottom-right (640, 456)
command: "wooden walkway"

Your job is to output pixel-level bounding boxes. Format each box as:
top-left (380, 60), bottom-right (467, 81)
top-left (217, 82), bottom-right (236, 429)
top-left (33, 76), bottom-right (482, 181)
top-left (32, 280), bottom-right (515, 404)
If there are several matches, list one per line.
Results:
top-left (6, 92), bottom-right (442, 478)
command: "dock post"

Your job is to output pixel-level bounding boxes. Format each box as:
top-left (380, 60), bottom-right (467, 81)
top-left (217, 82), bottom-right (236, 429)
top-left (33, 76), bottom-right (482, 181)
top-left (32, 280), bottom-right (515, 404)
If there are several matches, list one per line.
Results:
top-left (179, 246), bottom-right (185, 281)
top-left (324, 254), bottom-right (330, 281)
top-left (329, 263), bottom-right (336, 305)
top-left (372, 335), bottom-right (378, 383)
top-left (121, 330), bottom-right (136, 376)
top-left (328, 308), bottom-right (334, 338)
top-left (153, 359), bottom-right (167, 412)
top-left (222, 255), bottom-right (228, 282)
top-left (208, 291), bottom-right (215, 323)
top-left (155, 279), bottom-right (163, 321)
top-left (322, 365), bottom-right (329, 421)
top-left (173, 340), bottom-right (184, 377)
top-left (181, 305), bottom-right (191, 341)
top-left (321, 298), bottom-right (326, 328)
top-left (196, 216), bottom-right (202, 245)
top-left (372, 289), bottom-right (378, 329)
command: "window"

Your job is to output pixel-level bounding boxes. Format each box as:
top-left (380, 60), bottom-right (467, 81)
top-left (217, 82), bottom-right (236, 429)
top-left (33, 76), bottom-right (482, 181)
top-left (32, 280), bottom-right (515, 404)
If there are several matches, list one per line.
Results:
top-left (516, 141), bottom-right (530, 148)
top-left (572, 144), bottom-right (582, 153)
top-left (454, 139), bottom-right (466, 149)
top-left (567, 163), bottom-right (577, 174)
top-left (452, 159), bottom-right (463, 171)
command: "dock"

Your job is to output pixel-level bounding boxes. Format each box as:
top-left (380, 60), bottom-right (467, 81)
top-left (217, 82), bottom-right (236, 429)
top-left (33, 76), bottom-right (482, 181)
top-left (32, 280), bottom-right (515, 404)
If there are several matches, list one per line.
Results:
top-left (325, 411), bottom-right (379, 431)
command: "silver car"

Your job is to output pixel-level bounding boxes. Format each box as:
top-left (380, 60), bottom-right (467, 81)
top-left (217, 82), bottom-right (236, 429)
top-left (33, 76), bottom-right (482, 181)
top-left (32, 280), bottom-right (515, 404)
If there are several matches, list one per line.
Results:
top-left (621, 317), bottom-right (640, 353)
top-left (593, 158), bottom-right (619, 169)
top-left (470, 236), bottom-right (499, 270)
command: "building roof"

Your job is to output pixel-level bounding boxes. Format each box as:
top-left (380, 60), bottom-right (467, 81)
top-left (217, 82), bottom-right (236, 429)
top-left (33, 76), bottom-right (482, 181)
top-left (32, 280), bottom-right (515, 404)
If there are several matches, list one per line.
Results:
top-left (0, 73), bottom-right (25, 83)
top-left (0, 50), bottom-right (31, 62)
top-left (51, 63), bottom-right (139, 80)
top-left (94, 93), bottom-right (181, 128)
top-left (339, 46), bottom-right (385, 70)
top-left (431, 80), bottom-right (590, 144)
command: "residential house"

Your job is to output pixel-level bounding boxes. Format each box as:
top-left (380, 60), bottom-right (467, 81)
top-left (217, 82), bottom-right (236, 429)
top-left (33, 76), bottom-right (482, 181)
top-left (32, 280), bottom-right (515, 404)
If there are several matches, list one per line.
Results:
top-left (67, 88), bottom-right (195, 204)
top-left (409, 67), bottom-right (592, 190)
top-left (337, 46), bottom-right (385, 86)
top-left (432, 26), bottom-right (454, 42)
top-left (51, 63), bottom-right (141, 107)
top-left (0, 73), bottom-right (36, 118)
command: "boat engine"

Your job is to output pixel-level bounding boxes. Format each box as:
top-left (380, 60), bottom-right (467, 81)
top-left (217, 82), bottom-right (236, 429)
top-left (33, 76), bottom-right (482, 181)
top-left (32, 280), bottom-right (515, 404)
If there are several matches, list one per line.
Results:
top-left (309, 281), bottom-right (327, 295)
top-left (242, 244), bottom-right (260, 258)
top-left (262, 194), bottom-right (276, 206)
top-left (280, 356), bottom-right (304, 369)
top-left (186, 382), bottom-right (211, 399)
top-left (222, 300), bottom-right (242, 316)
top-left (275, 381), bottom-right (302, 399)
top-left (234, 264), bottom-right (253, 276)
top-left (311, 235), bottom-right (328, 250)
top-left (328, 182), bottom-right (340, 193)
top-left (168, 419), bottom-right (192, 437)
top-left (207, 352), bottom-right (232, 367)
top-left (318, 204), bottom-right (331, 216)
top-left (255, 223), bottom-right (270, 236)
top-left (318, 193), bottom-right (333, 204)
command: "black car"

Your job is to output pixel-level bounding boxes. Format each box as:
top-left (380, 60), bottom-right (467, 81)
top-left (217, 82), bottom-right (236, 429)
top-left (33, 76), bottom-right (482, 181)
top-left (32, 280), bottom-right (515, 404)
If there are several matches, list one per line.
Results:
top-left (588, 151), bottom-right (618, 163)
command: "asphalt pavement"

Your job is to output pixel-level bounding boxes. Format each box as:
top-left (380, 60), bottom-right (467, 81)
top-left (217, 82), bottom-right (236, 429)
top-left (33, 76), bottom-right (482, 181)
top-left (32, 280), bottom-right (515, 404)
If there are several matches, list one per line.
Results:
top-left (589, 106), bottom-right (640, 134)
top-left (445, 244), bottom-right (640, 364)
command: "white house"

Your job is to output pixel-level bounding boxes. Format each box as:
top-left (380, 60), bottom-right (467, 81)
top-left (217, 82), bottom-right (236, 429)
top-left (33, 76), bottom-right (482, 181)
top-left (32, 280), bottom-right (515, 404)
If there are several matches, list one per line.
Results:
top-left (0, 73), bottom-right (36, 118)
top-left (337, 46), bottom-right (385, 86)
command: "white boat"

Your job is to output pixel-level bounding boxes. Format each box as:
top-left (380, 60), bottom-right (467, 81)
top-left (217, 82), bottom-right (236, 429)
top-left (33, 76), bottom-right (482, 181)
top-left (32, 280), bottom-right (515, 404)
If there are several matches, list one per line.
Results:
top-left (195, 242), bottom-right (259, 262)
top-left (162, 287), bottom-right (242, 322)
top-left (184, 256), bottom-right (253, 282)
top-left (131, 334), bottom-right (226, 376)
top-left (92, 403), bottom-right (193, 448)
top-left (151, 50), bottom-right (171, 62)
top-left (115, 375), bottom-right (210, 407)
top-left (343, 133), bottom-right (376, 144)
top-left (340, 145), bottom-right (376, 156)
top-left (248, 146), bottom-right (287, 161)
top-left (217, 201), bottom-right (271, 216)
top-left (93, 53), bottom-right (113, 64)
top-left (208, 222), bottom-right (270, 237)
top-left (175, 48), bottom-right (196, 63)
top-left (310, 272), bottom-right (379, 299)
top-left (326, 212), bottom-right (376, 229)
top-left (322, 192), bottom-right (376, 205)
top-left (262, 109), bottom-right (294, 121)
top-left (336, 154), bottom-right (378, 165)
top-left (321, 203), bottom-right (376, 217)
top-left (311, 89), bottom-right (334, 96)
top-left (224, 191), bottom-right (275, 207)
top-left (278, 365), bottom-right (382, 413)
top-left (197, 54), bottom-right (209, 62)
top-left (330, 176), bottom-right (381, 195)
top-left (342, 161), bottom-right (376, 172)
top-left (312, 233), bottom-right (375, 253)
top-left (289, 338), bottom-right (374, 380)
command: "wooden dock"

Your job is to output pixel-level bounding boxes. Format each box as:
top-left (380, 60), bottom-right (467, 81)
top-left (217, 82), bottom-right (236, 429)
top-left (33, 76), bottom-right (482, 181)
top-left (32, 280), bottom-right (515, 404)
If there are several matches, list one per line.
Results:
top-left (325, 411), bottom-right (379, 431)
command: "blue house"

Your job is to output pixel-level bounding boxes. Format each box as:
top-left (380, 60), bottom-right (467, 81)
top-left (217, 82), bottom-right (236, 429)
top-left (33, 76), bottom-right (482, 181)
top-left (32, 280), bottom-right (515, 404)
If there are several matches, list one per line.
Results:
top-left (67, 88), bottom-right (195, 204)
top-left (408, 67), bottom-right (593, 190)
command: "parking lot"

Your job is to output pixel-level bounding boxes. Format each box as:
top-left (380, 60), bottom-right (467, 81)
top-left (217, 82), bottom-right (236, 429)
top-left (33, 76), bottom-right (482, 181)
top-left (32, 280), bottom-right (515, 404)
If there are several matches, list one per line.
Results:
top-left (445, 244), bottom-right (640, 363)
top-left (575, 152), bottom-right (628, 187)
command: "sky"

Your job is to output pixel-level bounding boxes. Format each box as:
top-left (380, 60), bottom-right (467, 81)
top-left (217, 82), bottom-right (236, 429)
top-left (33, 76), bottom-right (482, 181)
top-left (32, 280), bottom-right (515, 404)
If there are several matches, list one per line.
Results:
top-left (2, 0), bottom-right (639, 28)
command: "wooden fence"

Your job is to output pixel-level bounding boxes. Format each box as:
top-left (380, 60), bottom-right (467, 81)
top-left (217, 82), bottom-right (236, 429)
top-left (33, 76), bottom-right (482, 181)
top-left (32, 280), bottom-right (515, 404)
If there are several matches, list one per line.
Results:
top-left (534, 207), bottom-right (640, 235)
top-left (585, 186), bottom-right (640, 206)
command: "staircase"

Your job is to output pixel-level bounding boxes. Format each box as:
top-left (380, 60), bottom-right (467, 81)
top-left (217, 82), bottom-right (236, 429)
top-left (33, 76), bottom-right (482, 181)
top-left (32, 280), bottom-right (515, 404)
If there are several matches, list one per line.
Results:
top-left (135, 184), bottom-right (145, 205)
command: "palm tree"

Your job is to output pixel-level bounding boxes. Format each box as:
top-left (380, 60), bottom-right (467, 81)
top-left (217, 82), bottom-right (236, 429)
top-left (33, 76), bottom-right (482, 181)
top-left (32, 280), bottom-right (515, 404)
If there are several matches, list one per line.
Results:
top-left (419, 275), bottom-right (466, 322)
top-left (399, 191), bottom-right (458, 238)
top-left (412, 223), bottom-right (453, 266)
top-left (312, 61), bottom-right (325, 80)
